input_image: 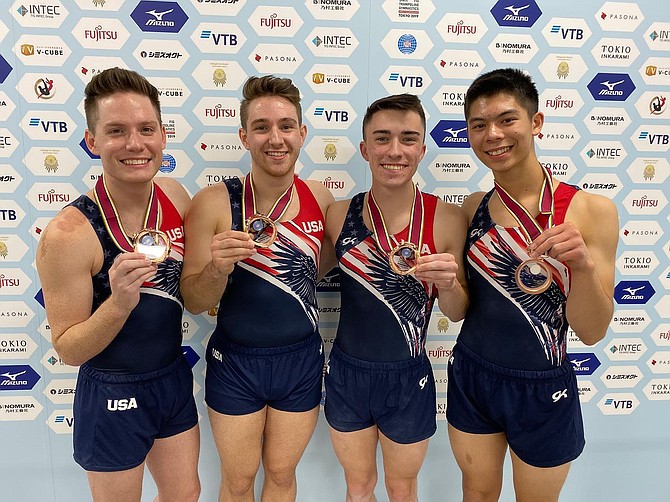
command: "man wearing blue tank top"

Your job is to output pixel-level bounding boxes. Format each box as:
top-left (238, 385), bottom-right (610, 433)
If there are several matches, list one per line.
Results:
top-left (180, 75), bottom-right (334, 502)
top-left (447, 68), bottom-right (619, 502)
top-left (36, 68), bottom-right (200, 502)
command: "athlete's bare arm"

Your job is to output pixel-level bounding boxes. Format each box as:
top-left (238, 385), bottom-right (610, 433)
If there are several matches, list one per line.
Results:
top-left (416, 200), bottom-right (469, 322)
top-left (37, 207), bottom-right (158, 366)
top-left (305, 179), bottom-right (336, 280)
top-left (180, 181), bottom-right (256, 314)
top-left (529, 191), bottom-right (618, 345)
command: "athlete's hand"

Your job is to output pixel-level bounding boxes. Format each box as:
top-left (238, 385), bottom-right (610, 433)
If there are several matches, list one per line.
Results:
top-left (210, 230), bottom-right (256, 277)
top-left (528, 222), bottom-right (594, 272)
top-left (414, 252), bottom-right (459, 290)
top-left (108, 252), bottom-right (158, 313)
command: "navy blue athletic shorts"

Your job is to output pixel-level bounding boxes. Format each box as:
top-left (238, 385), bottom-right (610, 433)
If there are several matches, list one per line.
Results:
top-left (324, 343), bottom-right (437, 445)
top-left (446, 342), bottom-right (585, 468)
top-left (205, 331), bottom-right (324, 415)
top-left (73, 356), bottom-right (198, 472)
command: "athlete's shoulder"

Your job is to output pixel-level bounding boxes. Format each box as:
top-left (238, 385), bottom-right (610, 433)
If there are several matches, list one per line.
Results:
top-left (155, 176), bottom-right (191, 215)
top-left (37, 204), bottom-right (99, 270)
top-left (462, 190), bottom-right (487, 220)
top-left (567, 188), bottom-right (618, 234)
top-left (304, 178), bottom-right (335, 204)
top-left (435, 196), bottom-right (468, 225)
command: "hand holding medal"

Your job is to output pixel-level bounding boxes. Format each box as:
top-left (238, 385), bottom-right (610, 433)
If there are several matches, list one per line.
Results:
top-left (94, 175), bottom-right (170, 263)
top-left (133, 228), bottom-right (171, 263)
top-left (242, 173), bottom-right (293, 248)
top-left (367, 185), bottom-right (424, 276)
top-left (496, 164), bottom-right (555, 295)
top-left (389, 242), bottom-right (419, 275)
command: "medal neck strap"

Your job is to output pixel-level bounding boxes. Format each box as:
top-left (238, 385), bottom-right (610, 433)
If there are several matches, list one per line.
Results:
top-left (366, 185), bottom-right (424, 254)
top-left (494, 163), bottom-right (554, 242)
top-left (93, 174), bottom-right (160, 253)
top-left (242, 172), bottom-right (295, 224)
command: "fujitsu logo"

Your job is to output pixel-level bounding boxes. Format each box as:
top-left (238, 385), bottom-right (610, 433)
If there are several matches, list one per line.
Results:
top-left (545, 95), bottom-right (574, 110)
top-left (445, 20), bottom-right (477, 36)
top-left (37, 189), bottom-right (70, 204)
top-left (84, 26), bottom-right (119, 41)
top-left (260, 13), bottom-right (292, 29)
top-left (0, 274), bottom-right (20, 289)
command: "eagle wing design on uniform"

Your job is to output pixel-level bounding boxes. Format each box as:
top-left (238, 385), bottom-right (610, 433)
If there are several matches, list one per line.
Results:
top-left (240, 230), bottom-right (319, 331)
top-left (140, 258), bottom-right (184, 307)
top-left (272, 234), bottom-right (318, 329)
top-left (473, 230), bottom-right (568, 365)
top-left (343, 242), bottom-right (430, 357)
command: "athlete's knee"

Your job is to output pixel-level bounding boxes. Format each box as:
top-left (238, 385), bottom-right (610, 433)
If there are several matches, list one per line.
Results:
top-left (385, 476), bottom-right (417, 502)
top-left (156, 480), bottom-right (200, 502)
top-left (263, 464), bottom-right (297, 490)
top-left (345, 472), bottom-right (378, 501)
top-left (462, 485), bottom-right (502, 502)
top-left (224, 472), bottom-right (256, 498)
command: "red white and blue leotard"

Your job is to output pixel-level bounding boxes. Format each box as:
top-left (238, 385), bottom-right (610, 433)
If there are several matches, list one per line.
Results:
top-left (334, 191), bottom-right (439, 362)
top-left (70, 185), bottom-right (185, 373)
top-left (459, 182), bottom-right (580, 370)
top-left (213, 176), bottom-right (325, 348)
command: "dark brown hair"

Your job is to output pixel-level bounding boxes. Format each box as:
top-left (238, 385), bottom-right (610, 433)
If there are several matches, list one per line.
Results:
top-left (84, 67), bottom-right (161, 132)
top-left (361, 94), bottom-right (426, 139)
top-left (464, 68), bottom-right (539, 119)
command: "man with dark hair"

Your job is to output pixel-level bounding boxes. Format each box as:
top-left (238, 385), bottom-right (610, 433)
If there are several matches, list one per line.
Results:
top-left (323, 93), bottom-right (468, 501)
top-left (180, 74), bottom-right (334, 501)
top-left (36, 67), bottom-right (200, 502)
top-left (447, 68), bottom-right (619, 501)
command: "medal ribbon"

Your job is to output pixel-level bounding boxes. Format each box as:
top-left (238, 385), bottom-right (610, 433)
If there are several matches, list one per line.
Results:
top-left (93, 174), bottom-right (160, 253)
top-left (242, 172), bottom-right (295, 225)
top-left (367, 185), bottom-right (424, 254)
top-left (495, 164), bottom-right (554, 242)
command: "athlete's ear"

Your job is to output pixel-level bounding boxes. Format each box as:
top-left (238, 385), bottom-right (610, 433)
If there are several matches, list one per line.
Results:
top-left (239, 127), bottom-right (249, 150)
top-left (531, 111), bottom-right (544, 136)
top-left (84, 129), bottom-right (98, 155)
top-left (299, 123), bottom-right (307, 147)
top-left (359, 140), bottom-right (369, 161)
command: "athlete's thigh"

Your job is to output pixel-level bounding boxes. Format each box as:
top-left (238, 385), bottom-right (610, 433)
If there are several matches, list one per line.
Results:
top-left (448, 424), bottom-right (508, 495)
top-left (330, 425), bottom-right (380, 482)
top-left (510, 450), bottom-right (571, 502)
top-left (262, 406), bottom-right (319, 472)
top-left (208, 406), bottom-right (266, 479)
top-left (378, 431), bottom-right (429, 481)
top-left (146, 425), bottom-right (201, 502)
top-left (87, 464), bottom-right (145, 502)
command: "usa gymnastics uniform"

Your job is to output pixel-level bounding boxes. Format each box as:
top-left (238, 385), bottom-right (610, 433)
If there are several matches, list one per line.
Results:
top-left (447, 182), bottom-right (584, 467)
top-left (71, 186), bottom-right (197, 472)
top-left (205, 176), bottom-right (325, 415)
top-left (324, 192), bottom-right (439, 444)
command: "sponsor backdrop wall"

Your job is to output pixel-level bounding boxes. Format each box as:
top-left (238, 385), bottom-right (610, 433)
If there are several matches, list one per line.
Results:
top-left (0, 0), bottom-right (668, 500)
